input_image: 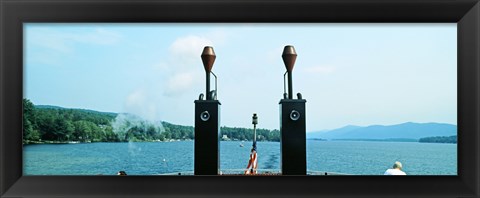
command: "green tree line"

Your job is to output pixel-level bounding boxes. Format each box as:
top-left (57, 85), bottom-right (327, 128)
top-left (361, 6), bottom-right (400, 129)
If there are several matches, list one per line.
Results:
top-left (23, 99), bottom-right (280, 143)
top-left (419, 135), bottom-right (457, 144)
top-left (220, 127), bottom-right (280, 142)
top-left (23, 99), bottom-right (119, 143)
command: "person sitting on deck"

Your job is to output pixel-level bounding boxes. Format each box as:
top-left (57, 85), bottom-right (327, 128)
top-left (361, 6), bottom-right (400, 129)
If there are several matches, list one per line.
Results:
top-left (117, 170), bottom-right (127, 176)
top-left (244, 146), bottom-right (258, 175)
top-left (384, 161), bottom-right (406, 175)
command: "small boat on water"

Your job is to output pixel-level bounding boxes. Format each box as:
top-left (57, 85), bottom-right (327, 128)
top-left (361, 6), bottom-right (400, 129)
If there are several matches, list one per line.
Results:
top-left (239, 143), bottom-right (244, 147)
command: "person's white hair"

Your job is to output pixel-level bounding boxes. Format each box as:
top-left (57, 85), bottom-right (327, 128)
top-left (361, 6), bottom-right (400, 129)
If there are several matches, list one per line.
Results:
top-left (393, 161), bottom-right (403, 169)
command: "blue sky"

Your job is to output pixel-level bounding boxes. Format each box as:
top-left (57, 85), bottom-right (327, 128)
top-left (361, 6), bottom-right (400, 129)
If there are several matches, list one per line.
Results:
top-left (24, 23), bottom-right (457, 132)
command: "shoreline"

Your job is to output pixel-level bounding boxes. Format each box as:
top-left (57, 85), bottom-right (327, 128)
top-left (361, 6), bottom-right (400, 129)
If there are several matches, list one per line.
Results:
top-left (23, 139), bottom-right (283, 145)
top-left (23, 139), bottom-right (456, 145)
top-left (23, 139), bottom-right (194, 145)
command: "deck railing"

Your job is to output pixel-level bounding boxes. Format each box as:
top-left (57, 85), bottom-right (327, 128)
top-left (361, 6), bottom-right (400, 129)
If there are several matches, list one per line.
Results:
top-left (157, 169), bottom-right (350, 176)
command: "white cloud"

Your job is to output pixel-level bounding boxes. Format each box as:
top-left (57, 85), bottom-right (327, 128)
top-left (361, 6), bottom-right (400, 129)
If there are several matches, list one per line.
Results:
top-left (164, 72), bottom-right (200, 96)
top-left (120, 32), bottom-right (222, 120)
top-left (169, 35), bottom-right (214, 65)
top-left (153, 32), bottom-right (227, 97)
top-left (163, 30), bottom-right (228, 68)
top-left (125, 89), bottom-right (158, 121)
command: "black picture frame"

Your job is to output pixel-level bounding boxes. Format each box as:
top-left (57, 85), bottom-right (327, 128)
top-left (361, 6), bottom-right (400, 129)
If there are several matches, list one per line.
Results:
top-left (1, 0), bottom-right (479, 197)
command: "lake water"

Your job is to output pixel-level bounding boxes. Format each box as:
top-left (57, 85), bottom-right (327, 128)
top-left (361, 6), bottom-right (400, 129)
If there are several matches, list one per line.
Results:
top-left (23, 140), bottom-right (457, 175)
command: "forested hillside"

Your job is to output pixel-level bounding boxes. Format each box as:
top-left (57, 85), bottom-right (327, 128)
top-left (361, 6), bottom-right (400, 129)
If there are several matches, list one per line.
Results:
top-left (419, 135), bottom-right (457, 144)
top-left (23, 99), bottom-right (280, 144)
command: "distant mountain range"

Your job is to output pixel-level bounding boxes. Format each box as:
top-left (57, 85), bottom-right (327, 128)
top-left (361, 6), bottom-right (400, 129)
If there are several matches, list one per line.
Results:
top-left (307, 122), bottom-right (457, 140)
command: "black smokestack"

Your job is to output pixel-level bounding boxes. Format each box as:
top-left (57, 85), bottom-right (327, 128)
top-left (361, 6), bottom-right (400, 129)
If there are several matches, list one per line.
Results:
top-left (201, 46), bottom-right (216, 100)
top-left (282, 45), bottom-right (297, 99)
